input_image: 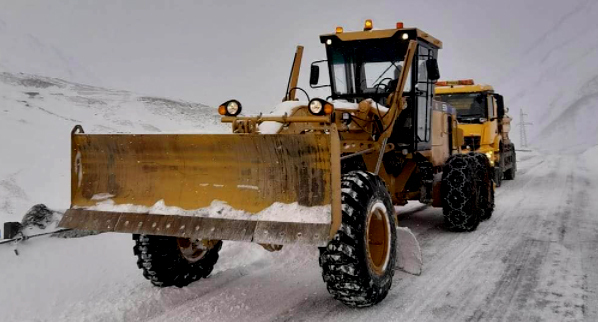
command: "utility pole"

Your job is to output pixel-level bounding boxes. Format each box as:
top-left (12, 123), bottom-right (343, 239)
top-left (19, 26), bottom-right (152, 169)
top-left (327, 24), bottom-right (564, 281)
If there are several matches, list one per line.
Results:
top-left (517, 109), bottom-right (533, 147)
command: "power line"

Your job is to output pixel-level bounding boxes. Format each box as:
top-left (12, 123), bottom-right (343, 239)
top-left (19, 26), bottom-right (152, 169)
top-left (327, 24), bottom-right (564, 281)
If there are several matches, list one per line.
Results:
top-left (516, 109), bottom-right (533, 147)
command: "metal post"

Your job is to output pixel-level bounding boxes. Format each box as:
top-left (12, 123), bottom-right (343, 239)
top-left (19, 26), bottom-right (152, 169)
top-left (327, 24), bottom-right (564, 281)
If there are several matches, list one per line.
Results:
top-left (517, 109), bottom-right (533, 147)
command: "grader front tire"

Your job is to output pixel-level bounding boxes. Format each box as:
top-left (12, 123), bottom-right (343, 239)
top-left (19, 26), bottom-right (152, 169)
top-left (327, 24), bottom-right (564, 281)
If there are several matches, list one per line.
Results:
top-left (319, 171), bottom-right (397, 307)
top-left (133, 234), bottom-right (222, 288)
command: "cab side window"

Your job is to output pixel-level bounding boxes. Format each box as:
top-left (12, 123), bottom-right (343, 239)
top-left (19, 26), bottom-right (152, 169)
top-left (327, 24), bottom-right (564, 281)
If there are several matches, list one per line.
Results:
top-left (487, 95), bottom-right (495, 119)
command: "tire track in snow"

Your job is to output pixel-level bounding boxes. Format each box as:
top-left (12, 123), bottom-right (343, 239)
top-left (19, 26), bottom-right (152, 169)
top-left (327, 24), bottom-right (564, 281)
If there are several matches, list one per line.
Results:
top-left (266, 153), bottom-right (562, 322)
top-left (468, 239), bottom-right (550, 321)
top-left (269, 156), bottom-right (552, 321)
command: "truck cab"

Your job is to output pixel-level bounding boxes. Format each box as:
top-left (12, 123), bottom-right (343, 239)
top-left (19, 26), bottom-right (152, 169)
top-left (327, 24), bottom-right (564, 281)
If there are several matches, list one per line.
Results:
top-left (434, 80), bottom-right (516, 185)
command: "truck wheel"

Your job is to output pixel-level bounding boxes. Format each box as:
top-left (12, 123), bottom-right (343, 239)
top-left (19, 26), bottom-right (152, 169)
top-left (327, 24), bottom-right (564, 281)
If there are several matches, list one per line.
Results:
top-left (504, 144), bottom-right (517, 180)
top-left (494, 148), bottom-right (504, 187)
top-left (441, 154), bottom-right (480, 231)
top-left (133, 234), bottom-right (222, 287)
top-left (494, 166), bottom-right (502, 187)
top-left (319, 171), bottom-right (397, 307)
top-left (468, 152), bottom-right (495, 221)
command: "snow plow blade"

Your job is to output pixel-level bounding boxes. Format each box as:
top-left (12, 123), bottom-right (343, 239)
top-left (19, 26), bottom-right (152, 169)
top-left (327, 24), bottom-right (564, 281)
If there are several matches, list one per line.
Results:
top-left (59, 130), bottom-right (341, 246)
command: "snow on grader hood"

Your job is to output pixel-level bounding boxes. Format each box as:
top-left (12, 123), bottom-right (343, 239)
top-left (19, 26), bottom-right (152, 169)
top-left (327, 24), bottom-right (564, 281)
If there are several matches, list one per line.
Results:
top-left (59, 125), bottom-right (341, 246)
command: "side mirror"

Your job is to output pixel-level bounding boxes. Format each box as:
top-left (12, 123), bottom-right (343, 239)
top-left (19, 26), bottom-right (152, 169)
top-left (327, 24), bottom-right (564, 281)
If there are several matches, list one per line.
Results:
top-left (309, 60), bottom-right (331, 89)
top-left (309, 65), bottom-right (320, 86)
top-left (426, 59), bottom-right (440, 81)
top-left (494, 94), bottom-right (505, 118)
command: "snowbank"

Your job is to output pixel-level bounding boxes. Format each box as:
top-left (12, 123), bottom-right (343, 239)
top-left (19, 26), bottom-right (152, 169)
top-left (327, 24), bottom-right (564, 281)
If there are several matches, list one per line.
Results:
top-left (0, 72), bottom-right (226, 223)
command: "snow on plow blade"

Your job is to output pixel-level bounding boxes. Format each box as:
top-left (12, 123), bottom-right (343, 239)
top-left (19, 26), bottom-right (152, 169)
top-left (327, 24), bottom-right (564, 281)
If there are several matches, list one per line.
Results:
top-left (59, 130), bottom-right (341, 246)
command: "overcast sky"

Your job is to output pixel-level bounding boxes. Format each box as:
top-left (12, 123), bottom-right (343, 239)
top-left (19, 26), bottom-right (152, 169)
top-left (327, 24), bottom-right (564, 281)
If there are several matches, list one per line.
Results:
top-left (1, 0), bottom-right (579, 113)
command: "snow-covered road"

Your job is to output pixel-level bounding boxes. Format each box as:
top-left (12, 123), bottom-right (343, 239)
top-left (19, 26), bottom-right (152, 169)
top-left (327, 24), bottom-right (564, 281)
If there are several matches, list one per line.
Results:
top-left (2, 150), bottom-right (598, 321)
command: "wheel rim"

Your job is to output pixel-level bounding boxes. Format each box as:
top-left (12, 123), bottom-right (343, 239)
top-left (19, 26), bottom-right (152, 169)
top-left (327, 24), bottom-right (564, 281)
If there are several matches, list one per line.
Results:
top-left (366, 201), bottom-right (391, 276)
top-left (176, 238), bottom-right (210, 263)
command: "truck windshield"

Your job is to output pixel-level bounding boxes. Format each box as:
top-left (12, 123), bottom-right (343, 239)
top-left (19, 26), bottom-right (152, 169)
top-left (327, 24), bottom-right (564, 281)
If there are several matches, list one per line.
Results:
top-left (327, 38), bottom-right (411, 101)
top-left (435, 93), bottom-right (487, 120)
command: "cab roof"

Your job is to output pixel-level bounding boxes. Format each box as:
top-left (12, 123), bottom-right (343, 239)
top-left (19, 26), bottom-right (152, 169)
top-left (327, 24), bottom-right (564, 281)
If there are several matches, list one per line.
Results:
top-left (320, 28), bottom-right (442, 49)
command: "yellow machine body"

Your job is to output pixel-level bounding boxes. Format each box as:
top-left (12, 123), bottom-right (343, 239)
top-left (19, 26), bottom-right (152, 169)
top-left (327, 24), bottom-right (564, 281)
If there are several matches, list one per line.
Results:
top-left (435, 82), bottom-right (508, 166)
top-left (60, 25), bottom-right (455, 247)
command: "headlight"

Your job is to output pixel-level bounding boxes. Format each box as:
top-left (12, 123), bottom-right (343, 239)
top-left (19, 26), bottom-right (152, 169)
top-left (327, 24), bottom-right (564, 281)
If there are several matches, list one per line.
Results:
top-left (485, 151), bottom-right (495, 166)
top-left (309, 99), bottom-right (323, 114)
top-left (308, 98), bottom-right (333, 115)
top-left (218, 99), bottom-right (242, 116)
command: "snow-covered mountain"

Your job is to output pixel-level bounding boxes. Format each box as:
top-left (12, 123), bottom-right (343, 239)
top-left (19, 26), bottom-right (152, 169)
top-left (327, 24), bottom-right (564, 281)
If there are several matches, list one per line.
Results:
top-left (499, 0), bottom-right (598, 153)
top-left (0, 72), bottom-right (225, 223)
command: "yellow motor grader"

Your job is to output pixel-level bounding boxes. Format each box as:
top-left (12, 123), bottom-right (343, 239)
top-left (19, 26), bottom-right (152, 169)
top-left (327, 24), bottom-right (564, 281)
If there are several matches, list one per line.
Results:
top-left (59, 20), bottom-right (493, 307)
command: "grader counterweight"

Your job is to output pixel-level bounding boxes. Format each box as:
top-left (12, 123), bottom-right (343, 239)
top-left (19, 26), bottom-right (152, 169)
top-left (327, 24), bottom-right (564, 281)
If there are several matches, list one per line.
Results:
top-left (59, 21), bottom-right (493, 307)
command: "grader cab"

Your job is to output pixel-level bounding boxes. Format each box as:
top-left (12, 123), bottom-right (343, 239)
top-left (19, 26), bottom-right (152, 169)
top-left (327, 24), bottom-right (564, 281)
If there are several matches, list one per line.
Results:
top-left (59, 20), bottom-right (493, 307)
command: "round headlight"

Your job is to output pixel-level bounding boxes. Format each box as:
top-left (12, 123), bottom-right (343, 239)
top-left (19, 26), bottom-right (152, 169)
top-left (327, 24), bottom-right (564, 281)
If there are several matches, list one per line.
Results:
top-left (309, 99), bottom-right (323, 115)
top-left (227, 101), bottom-right (239, 115)
top-left (219, 99), bottom-right (242, 116)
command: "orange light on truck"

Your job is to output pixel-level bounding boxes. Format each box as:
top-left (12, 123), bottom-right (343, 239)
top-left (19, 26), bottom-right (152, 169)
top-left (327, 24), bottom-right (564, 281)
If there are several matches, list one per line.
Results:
top-left (364, 19), bottom-right (373, 31)
top-left (336, 26), bottom-right (344, 34)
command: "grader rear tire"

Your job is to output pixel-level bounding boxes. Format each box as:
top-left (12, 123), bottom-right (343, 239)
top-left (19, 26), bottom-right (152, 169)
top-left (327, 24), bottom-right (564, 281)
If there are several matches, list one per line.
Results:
top-left (319, 171), bottom-right (397, 307)
top-left (441, 154), bottom-right (480, 231)
top-left (133, 234), bottom-right (222, 288)
top-left (468, 152), bottom-right (495, 221)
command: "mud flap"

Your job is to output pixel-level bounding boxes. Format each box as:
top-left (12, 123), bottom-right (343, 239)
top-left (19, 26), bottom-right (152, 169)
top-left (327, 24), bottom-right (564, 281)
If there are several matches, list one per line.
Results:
top-left (60, 130), bottom-right (341, 246)
top-left (395, 226), bottom-right (422, 275)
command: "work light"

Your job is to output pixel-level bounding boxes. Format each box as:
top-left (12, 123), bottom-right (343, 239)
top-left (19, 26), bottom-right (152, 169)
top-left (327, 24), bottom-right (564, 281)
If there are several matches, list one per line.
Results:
top-left (218, 100), bottom-right (242, 116)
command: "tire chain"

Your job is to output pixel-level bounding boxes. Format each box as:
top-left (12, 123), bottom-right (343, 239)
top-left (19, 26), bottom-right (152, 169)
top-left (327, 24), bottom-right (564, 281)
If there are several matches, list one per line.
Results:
top-left (441, 154), bottom-right (480, 231)
top-left (467, 152), bottom-right (495, 220)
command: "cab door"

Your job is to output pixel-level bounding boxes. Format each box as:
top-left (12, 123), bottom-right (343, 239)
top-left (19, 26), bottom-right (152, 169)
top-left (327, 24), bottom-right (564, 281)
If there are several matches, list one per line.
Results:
top-left (485, 94), bottom-right (498, 146)
top-left (415, 44), bottom-right (437, 151)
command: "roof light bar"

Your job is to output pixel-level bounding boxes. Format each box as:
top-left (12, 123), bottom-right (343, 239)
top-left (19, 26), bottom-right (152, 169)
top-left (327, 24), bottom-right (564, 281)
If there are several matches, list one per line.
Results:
top-left (436, 79), bottom-right (475, 86)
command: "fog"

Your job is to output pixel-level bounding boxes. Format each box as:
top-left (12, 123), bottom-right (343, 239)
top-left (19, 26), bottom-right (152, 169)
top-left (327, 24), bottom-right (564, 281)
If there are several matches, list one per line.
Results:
top-left (0, 1), bottom-right (574, 108)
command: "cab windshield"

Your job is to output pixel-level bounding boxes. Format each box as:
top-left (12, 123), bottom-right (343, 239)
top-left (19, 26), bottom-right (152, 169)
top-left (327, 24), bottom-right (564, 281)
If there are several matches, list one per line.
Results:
top-left (327, 38), bottom-right (411, 101)
top-left (435, 93), bottom-right (487, 121)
